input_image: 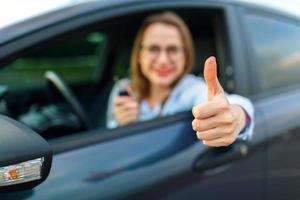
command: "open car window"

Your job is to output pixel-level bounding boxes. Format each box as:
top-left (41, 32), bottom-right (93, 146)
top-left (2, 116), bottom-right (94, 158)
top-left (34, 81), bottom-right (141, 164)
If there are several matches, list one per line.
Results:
top-left (0, 8), bottom-right (230, 141)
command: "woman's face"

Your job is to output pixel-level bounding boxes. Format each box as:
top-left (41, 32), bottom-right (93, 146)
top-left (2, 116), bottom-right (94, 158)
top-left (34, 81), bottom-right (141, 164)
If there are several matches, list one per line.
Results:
top-left (139, 23), bottom-right (186, 89)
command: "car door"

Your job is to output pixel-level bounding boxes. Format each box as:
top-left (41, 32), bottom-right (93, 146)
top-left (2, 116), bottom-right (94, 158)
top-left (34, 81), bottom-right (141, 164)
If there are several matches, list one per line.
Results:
top-left (241, 7), bottom-right (300, 200)
top-left (0, 1), bottom-right (267, 200)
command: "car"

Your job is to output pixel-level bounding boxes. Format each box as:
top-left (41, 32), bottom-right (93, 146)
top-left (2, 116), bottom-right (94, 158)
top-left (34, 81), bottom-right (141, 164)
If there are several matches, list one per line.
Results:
top-left (1, 0), bottom-right (300, 199)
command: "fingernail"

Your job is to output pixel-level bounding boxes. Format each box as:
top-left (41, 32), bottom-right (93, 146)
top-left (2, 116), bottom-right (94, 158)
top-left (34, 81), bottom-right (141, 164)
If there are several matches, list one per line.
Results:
top-left (192, 106), bottom-right (197, 117)
top-left (192, 120), bottom-right (196, 130)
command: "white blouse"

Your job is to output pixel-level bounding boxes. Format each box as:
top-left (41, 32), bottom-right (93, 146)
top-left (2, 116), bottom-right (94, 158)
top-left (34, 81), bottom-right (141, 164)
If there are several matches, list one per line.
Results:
top-left (106, 74), bottom-right (254, 140)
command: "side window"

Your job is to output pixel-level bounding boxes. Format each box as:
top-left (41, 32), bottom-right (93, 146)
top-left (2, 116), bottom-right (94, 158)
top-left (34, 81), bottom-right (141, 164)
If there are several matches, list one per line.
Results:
top-left (0, 32), bottom-right (107, 90)
top-left (0, 31), bottom-right (110, 139)
top-left (245, 14), bottom-right (300, 93)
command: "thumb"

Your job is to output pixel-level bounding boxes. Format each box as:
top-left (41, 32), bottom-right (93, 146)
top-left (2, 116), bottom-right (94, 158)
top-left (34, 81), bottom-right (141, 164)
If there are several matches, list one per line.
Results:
top-left (204, 56), bottom-right (224, 100)
top-left (126, 86), bottom-right (136, 100)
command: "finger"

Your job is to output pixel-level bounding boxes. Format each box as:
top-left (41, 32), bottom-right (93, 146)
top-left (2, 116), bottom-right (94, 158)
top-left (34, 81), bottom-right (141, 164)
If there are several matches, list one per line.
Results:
top-left (192, 95), bottom-right (228, 118)
top-left (196, 122), bottom-right (237, 140)
top-left (123, 110), bottom-right (139, 123)
top-left (114, 101), bottom-right (139, 114)
top-left (126, 86), bottom-right (135, 98)
top-left (122, 111), bottom-right (139, 121)
top-left (192, 111), bottom-right (235, 132)
top-left (119, 116), bottom-right (135, 126)
top-left (195, 128), bottom-right (223, 140)
top-left (203, 56), bottom-right (224, 100)
top-left (192, 118), bottom-right (217, 132)
top-left (192, 112), bottom-right (237, 133)
top-left (115, 110), bottom-right (139, 124)
top-left (203, 134), bottom-right (236, 147)
top-left (115, 108), bottom-right (139, 118)
top-left (114, 96), bottom-right (133, 106)
top-left (202, 139), bottom-right (225, 147)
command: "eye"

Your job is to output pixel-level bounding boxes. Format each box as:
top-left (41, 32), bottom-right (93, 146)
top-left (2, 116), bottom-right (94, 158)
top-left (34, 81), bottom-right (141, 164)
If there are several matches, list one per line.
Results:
top-left (148, 45), bottom-right (160, 54)
top-left (167, 46), bottom-right (181, 54)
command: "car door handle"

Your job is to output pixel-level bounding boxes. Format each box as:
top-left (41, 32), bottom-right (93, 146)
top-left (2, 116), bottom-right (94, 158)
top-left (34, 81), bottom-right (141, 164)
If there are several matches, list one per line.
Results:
top-left (193, 141), bottom-right (249, 172)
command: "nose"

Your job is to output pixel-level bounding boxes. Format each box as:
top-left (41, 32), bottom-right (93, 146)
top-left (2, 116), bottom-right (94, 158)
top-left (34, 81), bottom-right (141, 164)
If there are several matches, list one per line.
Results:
top-left (155, 49), bottom-right (169, 64)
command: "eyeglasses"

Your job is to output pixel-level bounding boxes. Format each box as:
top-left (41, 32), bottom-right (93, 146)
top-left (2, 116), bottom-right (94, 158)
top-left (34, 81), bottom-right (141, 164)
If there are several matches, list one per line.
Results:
top-left (140, 44), bottom-right (184, 62)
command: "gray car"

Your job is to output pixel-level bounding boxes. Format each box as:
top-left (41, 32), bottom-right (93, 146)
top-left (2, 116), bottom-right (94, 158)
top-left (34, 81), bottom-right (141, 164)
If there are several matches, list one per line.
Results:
top-left (0, 0), bottom-right (300, 199)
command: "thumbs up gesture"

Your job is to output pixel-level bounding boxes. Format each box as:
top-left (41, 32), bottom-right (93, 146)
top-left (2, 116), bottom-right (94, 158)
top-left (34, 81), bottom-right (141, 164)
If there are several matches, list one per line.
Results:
top-left (192, 56), bottom-right (247, 147)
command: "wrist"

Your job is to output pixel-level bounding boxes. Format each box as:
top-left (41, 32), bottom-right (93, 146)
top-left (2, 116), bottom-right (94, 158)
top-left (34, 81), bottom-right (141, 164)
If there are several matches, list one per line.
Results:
top-left (231, 104), bottom-right (247, 133)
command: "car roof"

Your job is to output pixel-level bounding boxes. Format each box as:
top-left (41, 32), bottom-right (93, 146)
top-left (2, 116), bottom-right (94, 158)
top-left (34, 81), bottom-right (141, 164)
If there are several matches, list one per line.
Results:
top-left (235, 0), bottom-right (300, 17)
top-left (0, 0), bottom-right (299, 45)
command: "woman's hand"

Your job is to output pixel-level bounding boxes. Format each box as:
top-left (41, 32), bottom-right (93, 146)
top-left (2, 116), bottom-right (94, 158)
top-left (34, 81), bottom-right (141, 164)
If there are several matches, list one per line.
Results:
top-left (113, 91), bottom-right (139, 126)
top-left (192, 57), bottom-right (247, 147)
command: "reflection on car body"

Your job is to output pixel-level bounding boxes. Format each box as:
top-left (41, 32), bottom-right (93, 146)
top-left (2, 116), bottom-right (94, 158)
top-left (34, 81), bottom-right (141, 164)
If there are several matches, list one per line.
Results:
top-left (1, 0), bottom-right (300, 199)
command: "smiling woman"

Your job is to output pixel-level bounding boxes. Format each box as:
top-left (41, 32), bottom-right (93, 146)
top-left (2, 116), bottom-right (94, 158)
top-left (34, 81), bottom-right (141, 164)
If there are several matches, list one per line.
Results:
top-left (107, 11), bottom-right (254, 147)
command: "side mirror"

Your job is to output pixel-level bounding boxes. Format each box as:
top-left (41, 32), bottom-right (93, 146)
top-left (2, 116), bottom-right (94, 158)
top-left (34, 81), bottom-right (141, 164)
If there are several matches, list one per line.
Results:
top-left (0, 115), bottom-right (52, 192)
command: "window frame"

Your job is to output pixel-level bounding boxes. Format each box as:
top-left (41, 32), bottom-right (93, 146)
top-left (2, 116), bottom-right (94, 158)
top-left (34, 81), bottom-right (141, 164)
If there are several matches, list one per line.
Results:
top-left (239, 7), bottom-right (300, 98)
top-left (0, 1), bottom-right (240, 153)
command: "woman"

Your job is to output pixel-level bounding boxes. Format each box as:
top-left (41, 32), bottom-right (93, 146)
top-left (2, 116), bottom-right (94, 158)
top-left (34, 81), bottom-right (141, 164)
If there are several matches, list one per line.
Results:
top-left (107, 11), bottom-right (253, 147)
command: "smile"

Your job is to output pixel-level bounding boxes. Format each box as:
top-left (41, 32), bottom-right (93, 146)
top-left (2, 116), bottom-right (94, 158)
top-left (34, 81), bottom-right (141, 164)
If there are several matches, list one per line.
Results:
top-left (154, 69), bottom-right (172, 77)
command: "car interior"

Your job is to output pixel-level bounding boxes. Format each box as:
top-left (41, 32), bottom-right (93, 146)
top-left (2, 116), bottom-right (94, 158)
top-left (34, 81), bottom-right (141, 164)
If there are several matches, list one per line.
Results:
top-left (0, 8), bottom-right (231, 140)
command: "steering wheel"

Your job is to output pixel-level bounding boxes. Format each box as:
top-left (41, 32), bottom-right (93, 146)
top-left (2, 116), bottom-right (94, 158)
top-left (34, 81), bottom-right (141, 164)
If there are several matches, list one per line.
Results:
top-left (44, 71), bottom-right (91, 129)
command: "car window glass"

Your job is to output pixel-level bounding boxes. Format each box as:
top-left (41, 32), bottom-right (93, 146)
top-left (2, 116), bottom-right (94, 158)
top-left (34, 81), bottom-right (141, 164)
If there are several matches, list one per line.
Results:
top-left (0, 10), bottom-right (225, 139)
top-left (246, 14), bottom-right (300, 93)
top-left (0, 31), bottom-right (109, 139)
top-left (105, 12), bottom-right (229, 130)
top-left (0, 32), bottom-right (107, 90)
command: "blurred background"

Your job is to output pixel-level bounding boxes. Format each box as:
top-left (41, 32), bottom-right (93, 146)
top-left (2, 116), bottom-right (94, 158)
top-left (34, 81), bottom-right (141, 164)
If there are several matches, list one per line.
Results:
top-left (1, 0), bottom-right (300, 28)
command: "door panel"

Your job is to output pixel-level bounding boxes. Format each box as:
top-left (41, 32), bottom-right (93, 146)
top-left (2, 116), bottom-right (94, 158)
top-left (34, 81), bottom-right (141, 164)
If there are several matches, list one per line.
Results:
top-left (126, 143), bottom-right (266, 200)
top-left (127, 107), bottom-right (267, 200)
top-left (258, 90), bottom-right (300, 200)
top-left (266, 130), bottom-right (300, 200)
top-left (1, 111), bottom-right (266, 200)
top-left (24, 116), bottom-right (197, 200)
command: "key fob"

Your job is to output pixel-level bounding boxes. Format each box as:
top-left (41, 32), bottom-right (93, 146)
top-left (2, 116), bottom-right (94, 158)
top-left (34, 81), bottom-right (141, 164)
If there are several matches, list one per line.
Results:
top-left (119, 90), bottom-right (129, 96)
